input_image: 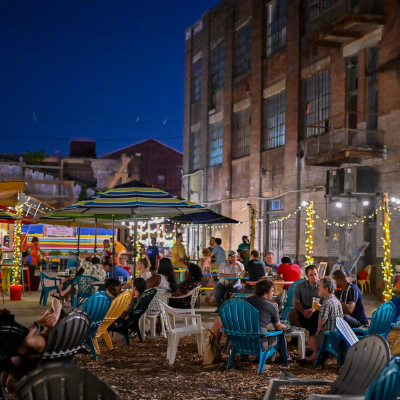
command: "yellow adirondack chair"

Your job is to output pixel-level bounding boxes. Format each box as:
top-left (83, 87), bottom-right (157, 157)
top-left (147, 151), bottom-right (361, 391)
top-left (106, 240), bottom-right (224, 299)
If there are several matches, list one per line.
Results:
top-left (93, 289), bottom-right (132, 354)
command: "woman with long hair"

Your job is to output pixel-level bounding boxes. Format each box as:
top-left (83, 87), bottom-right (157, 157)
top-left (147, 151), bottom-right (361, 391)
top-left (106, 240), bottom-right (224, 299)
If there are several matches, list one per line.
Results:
top-left (146, 257), bottom-right (177, 293)
top-left (169, 263), bottom-right (203, 309)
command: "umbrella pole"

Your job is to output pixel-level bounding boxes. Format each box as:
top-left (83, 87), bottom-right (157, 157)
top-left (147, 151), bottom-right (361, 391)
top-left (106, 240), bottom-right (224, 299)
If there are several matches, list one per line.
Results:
top-left (112, 215), bottom-right (115, 277)
top-left (94, 218), bottom-right (97, 253)
top-left (76, 226), bottom-right (81, 270)
top-left (133, 213), bottom-right (137, 278)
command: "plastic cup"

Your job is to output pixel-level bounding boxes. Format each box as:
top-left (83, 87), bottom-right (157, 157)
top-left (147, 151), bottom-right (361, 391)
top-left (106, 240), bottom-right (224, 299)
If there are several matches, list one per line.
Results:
top-left (312, 297), bottom-right (320, 309)
top-left (119, 276), bottom-right (124, 284)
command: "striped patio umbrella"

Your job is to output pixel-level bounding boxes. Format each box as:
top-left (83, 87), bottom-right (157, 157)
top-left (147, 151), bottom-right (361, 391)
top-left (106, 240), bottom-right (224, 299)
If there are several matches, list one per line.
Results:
top-left (59, 180), bottom-right (205, 217)
top-left (42, 181), bottom-right (209, 275)
top-left (0, 210), bottom-right (23, 224)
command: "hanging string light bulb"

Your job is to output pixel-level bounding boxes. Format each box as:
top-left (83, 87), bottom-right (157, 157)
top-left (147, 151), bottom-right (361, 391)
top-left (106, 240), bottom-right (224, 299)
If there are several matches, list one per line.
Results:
top-left (382, 193), bottom-right (393, 301)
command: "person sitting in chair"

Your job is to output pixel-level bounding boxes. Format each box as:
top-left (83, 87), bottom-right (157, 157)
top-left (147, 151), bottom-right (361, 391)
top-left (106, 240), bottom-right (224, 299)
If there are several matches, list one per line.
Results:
top-left (169, 263), bottom-right (203, 309)
top-left (211, 279), bottom-right (287, 349)
top-left (332, 269), bottom-right (368, 328)
top-left (302, 277), bottom-right (343, 364)
top-left (213, 250), bottom-right (244, 308)
top-left (1, 299), bottom-right (65, 386)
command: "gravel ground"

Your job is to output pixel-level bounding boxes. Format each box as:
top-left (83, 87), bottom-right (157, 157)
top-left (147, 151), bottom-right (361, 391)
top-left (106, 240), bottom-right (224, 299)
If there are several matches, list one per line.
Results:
top-left (70, 329), bottom-right (400, 400)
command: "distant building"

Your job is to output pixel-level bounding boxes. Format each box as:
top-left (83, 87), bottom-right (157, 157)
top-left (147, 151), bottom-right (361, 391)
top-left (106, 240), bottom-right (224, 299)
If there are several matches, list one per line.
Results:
top-left (102, 139), bottom-right (183, 196)
top-left (182, 0), bottom-right (400, 288)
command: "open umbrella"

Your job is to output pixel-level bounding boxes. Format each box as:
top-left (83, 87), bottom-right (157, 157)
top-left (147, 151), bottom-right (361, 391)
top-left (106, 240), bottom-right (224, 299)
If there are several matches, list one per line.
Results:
top-left (0, 210), bottom-right (23, 223)
top-left (165, 210), bottom-right (240, 225)
top-left (43, 181), bottom-right (210, 276)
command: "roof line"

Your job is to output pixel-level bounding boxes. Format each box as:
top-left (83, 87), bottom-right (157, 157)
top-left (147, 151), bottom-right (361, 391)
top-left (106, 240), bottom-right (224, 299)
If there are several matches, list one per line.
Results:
top-left (100, 138), bottom-right (182, 158)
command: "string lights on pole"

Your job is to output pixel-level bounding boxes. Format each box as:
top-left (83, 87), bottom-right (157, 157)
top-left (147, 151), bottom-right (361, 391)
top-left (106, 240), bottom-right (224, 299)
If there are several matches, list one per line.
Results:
top-left (382, 193), bottom-right (393, 301)
top-left (12, 204), bottom-right (23, 286)
top-left (305, 201), bottom-right (314, 265)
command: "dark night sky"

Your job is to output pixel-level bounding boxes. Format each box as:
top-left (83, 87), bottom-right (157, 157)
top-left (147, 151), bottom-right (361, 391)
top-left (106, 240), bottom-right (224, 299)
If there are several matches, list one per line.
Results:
top-left (0, 1), bottom-right (220, 157)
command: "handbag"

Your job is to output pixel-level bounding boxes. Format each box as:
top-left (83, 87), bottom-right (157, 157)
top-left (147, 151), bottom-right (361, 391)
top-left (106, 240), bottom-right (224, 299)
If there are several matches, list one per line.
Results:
top-left (203, 330), bottom-right (222, 365)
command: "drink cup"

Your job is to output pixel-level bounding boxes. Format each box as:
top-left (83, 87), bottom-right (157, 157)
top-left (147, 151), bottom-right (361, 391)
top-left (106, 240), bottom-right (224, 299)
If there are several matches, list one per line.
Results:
top-left (312, 297), bottom-right (320, 310)
top-left (119, 276), bottom-right (124, 284)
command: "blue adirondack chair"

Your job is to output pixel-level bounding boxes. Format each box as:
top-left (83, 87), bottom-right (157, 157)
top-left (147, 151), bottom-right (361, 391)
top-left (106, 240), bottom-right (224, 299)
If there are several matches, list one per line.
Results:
top-left (81, 291), bottom-right (112, 361)
top-left (353, 301), bottom-right (396, 339)
top-left (390, 297), bottom-right (400, 326)
top-left (39, 272), bottom-right (62, 306)
top-left (363, 358), bottom-right (400, 400)
top-left (335, 317), bottom-right (359, 347)
top-left (314, 330), bottom-right (339, 367)
top-left (71, 275), bottom-right (100, 309)
top-left (281, 278), bottom-right (305, 321)
top-left (219, 298), bottom-right (288, 373)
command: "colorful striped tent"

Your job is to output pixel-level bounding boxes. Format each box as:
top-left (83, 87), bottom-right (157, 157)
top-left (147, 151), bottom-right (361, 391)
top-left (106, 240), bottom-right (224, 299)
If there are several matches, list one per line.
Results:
top-left (0, 210), bottom-right (23, 223)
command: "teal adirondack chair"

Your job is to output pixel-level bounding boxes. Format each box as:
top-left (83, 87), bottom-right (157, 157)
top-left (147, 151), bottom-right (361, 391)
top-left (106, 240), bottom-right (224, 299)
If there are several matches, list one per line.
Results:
top-left (353, 301), bottom-right (396, 339)
top-left (39, 272), bottom-right (62, 306)
top-left (71, 275), bottom-right (100, 309)
top-left (281, 278), bottom-right (305, 321)
top-left (81, 291), bottom-right (112, 360)
top-left (219, 298), bottom-right (288, 373)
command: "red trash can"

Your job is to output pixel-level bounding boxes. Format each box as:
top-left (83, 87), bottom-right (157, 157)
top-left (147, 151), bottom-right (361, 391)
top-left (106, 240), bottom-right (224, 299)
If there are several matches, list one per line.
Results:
top-left (10, 285), bottom-right (23, 301)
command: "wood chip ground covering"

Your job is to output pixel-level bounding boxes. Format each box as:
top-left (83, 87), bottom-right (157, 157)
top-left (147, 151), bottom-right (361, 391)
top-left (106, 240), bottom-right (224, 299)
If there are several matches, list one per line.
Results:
top-left (67, 330), bottom-right (400, 400)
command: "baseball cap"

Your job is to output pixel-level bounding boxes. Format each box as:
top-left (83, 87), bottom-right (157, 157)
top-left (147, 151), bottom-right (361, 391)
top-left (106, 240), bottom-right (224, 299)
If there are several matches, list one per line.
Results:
top-left (228, 250), bottom-right (238, 257)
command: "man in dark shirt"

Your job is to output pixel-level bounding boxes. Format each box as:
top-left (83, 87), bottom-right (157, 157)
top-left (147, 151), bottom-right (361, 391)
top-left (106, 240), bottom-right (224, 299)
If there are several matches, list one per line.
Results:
top-left (124, 236), bottom-right (134, 264)
top-left (147, 236), bottom-right (159, 274)
top-left (243, 250), bottom-right (266, 293)
top-left (332, 269), bottom-right (368, 328)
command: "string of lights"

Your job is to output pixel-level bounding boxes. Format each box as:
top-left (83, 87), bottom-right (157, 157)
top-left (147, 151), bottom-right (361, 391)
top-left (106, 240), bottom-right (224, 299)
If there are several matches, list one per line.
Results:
top-left (305, 203), bottom-right (314, 265)
top-left (12, 204), bottom-right (23, 286)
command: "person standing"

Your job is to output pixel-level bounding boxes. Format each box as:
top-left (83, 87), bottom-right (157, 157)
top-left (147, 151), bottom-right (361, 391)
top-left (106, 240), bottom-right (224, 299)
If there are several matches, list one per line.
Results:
top-left (147, 236), bottom-right (159, 274)
top-left (238, 235), bottom-right (250, 253)
top-left (211, 238), bottom-right (226, 267)
top-left (332, 269), bottom-right (368, 328)
top-left (214, 250), bottom-right (244, 307)
top-left (29, 237), bottom-right (43, 267)
top-left (276, 257), bottom-right (301, 289)
top-left (265, 252), bottom-right (279, 274)
top-left (124, 236), bottom-right (134, 265)
top-left (171, 233), bottom-right (187, 269)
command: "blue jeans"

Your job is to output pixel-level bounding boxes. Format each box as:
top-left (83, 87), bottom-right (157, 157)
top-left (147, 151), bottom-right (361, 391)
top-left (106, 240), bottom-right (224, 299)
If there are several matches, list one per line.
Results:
top-left (343, 314), bottom-right (362, 328)
top-left (214, 282), bottom-right (243, 307)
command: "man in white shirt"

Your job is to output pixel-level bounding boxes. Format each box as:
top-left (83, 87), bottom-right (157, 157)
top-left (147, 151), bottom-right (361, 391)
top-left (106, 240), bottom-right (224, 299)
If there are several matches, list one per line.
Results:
top-left (214, 250), bottom-right (244, 307)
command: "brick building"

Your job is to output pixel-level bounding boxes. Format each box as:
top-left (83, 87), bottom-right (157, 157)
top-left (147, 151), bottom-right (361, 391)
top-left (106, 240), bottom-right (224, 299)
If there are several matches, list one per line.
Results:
top-left (182, 0), bottom-right (400, 288)
top-left (102, 139), bottom-right (183, 196)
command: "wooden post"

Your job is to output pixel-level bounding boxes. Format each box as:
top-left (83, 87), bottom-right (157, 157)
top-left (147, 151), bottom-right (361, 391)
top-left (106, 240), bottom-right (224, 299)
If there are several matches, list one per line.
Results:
top-left (382, 193), bottom-right (393, 301)
top-left (305, 201), bottom-right (314, 265)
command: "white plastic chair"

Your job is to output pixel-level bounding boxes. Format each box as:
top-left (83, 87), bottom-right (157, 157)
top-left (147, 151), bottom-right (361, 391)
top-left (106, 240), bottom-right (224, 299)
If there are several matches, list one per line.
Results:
top-left (146, 288), bottom-right (171, 338)
top-left (159, 300), bottom-right (205, 365)
top-left (170, 285), bottom-right (202, 309)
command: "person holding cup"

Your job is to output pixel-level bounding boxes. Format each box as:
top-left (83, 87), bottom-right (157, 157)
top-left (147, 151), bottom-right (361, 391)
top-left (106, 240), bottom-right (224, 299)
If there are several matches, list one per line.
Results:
top-left (288, 265), bottom-right (321, 337)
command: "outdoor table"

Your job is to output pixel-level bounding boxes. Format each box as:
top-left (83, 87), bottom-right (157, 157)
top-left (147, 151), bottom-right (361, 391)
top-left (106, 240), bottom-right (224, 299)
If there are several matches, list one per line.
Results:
top-left (44, 255), bottom-right (77, 271)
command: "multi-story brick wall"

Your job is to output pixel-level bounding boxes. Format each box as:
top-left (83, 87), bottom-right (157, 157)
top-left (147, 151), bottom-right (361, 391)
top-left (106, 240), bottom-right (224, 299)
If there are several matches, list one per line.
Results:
top-left (183, 0), bottom-right (400, 290)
